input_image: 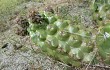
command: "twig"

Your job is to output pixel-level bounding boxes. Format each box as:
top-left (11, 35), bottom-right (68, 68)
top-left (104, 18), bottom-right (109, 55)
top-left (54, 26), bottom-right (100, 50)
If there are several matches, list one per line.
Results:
top-left (83, 63), bottom-right (110, 69)
top-left (85, 48), bottom-right (98, 70)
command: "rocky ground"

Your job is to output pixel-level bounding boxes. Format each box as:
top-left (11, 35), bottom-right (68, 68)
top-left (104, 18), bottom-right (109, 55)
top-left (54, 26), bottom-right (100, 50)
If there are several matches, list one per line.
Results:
top-left (0, 0), bottom-right (105, 70)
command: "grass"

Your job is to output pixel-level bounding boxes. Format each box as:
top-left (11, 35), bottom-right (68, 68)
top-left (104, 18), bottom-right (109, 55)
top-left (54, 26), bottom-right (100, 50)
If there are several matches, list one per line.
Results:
top-left (0, 0), bottom-right (41, 21)
top-left (0, 0), bottom-right (23, 16)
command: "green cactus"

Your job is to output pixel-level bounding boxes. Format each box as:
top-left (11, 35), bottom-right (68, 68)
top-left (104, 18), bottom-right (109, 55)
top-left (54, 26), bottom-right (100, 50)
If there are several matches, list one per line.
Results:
top-left (91, 0), bottom-right (110, 64)
top-left (27, 0), bottom-right (110, 66)
top-left (27, 11), bottom-right (96, 66)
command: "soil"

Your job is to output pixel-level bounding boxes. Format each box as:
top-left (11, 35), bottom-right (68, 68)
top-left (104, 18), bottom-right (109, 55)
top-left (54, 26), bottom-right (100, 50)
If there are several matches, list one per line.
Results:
top-left (0, 0), bottom-right (106, 70)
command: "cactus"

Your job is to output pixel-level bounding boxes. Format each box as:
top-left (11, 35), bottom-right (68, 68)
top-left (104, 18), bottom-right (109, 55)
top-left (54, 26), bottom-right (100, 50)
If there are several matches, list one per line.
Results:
top-left (27, 0), bottom-right (110, 66)
top-left (91, 0), bottom-right (110, 64)
top-left (27, 11), bottom-right (96, 66)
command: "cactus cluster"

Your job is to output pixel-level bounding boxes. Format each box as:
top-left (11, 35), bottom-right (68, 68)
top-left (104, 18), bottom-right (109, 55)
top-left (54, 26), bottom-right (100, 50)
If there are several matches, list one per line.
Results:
top-left (27, 0), bottom-right (110, 66)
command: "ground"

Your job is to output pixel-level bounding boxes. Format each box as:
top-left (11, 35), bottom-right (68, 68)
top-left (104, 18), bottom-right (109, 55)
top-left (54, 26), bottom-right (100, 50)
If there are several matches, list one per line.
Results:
top-left (0, 0), bottom-right (109, 70)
